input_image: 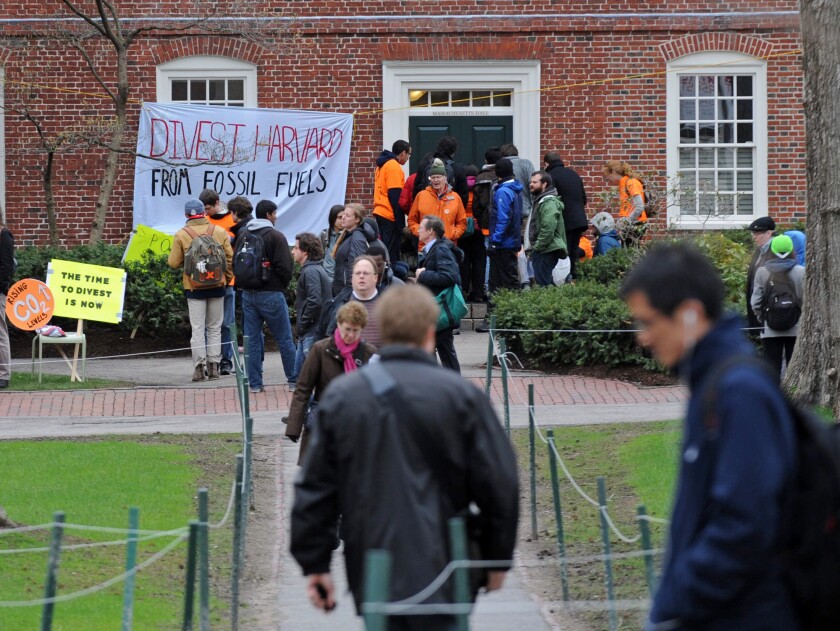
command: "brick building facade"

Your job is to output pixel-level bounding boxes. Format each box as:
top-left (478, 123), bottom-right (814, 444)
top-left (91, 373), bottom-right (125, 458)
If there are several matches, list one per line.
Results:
top-left (0, 2), bottom-right (804, 245)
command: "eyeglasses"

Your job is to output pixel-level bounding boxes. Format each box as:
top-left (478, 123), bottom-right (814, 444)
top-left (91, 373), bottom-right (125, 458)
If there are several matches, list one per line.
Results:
top-left (353, 271), bottom-right (375, 277)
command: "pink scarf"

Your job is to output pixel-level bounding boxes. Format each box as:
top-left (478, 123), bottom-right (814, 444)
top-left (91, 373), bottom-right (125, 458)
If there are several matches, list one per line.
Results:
top-left (334, 328), bottom-right (361, 373)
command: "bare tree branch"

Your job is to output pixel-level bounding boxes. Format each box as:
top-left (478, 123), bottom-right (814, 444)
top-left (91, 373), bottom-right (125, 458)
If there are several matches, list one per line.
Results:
top-left (60, 0), bottom-right (108, 38)
top-left (70, 39), bottom-right (117, 103)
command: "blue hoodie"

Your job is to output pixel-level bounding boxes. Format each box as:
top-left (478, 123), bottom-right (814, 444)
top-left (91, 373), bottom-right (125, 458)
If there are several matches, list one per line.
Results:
top-left (594, 230), bottom-right (621, 256)
top-left (650, 314), bottom-right (799, 631)
top-left (489, 179), bottom-right (523, 250)
top-left (784, 230), bottom-right (806, 267)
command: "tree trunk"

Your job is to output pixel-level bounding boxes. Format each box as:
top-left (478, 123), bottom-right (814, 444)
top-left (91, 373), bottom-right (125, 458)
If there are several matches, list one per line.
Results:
top-left (783, 0), bottom-right (840, 415)
top-left (43, 150), bottom-right (60, 247)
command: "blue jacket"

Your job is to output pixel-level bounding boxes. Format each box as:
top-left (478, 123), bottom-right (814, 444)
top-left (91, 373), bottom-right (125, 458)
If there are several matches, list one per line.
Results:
top-left (650, 314), bottom-right (799, 631)
top-left (784, 230), bottom-right (806, 267)
top-left (594, 230), bottom-right (621, 256)
top-left (489, 179), bottom-right (523, 250)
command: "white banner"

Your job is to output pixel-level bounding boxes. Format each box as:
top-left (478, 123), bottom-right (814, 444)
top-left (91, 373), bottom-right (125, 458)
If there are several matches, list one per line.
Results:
top-left (133, 103), bottom-right (353, 241)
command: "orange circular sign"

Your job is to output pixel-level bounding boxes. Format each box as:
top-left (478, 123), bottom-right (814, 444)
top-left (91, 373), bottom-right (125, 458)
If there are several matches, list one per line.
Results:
top-left (5, 279), bottom-right (55, 331)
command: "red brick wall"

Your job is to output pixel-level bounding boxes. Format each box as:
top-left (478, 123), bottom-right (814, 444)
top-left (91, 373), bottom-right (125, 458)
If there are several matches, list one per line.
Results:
top-left (0, 3), bottom-right (804, 244)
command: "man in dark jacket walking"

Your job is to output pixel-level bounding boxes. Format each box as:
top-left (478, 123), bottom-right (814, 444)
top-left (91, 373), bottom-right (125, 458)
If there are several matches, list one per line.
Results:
top-left (545, 152), bottom-right (588, 281)
top-left (292, 232), bottom-right (332, 383)
top-left (621, 244), bottom-right (799, 631)
top-left (291, 284), bottom-right (519, 630)
top-left (416, 215), bottom-right (463, 372)
top-left (234, 199), bottom-right (297, 393)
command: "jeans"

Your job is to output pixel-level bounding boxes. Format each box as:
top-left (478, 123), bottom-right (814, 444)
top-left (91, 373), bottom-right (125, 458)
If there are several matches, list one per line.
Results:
top-left (0, 293), bottom-right (9, 380)
top-left (188, 297), bottom-right (224, 367)
top-left (293, 333), bottom-right (318, 380)
top-left (242, 290), bottom-right (297, 389)
top-left (221, 287), bottom-right (235, 362)
top-left (376, 214), bottom-right (402, 267)
top-left (532, 250), bottom-right (561, 287)
top-left (435, 327), bottom-right (460, 373)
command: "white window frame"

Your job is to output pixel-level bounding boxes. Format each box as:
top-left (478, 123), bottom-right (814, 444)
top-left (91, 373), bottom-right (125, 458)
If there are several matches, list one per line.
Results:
top-left (156, 56), bottom-right (257, 107)
top-left (382, 62), bottom-right (540, 172)
top-left (666, 51), bottom-right (767, 230)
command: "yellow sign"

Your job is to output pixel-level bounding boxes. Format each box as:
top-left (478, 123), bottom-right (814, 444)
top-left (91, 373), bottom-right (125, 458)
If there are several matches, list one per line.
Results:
top-left (47, 259), bottom-right (127, 324)
top-left (122, 224), bottom-right (173, 264)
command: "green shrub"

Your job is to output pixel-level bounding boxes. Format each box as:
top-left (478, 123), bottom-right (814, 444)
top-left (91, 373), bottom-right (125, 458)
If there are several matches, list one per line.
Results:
top-left (493, 282), bottom-right (645, 367)
top-left (122, 254), bottom-right (188, 334)
top-left (14, 243), bottom-right (124, 284)
top-left (575, 247), bottom-right (644, 286)
top-left (691, 232), bottom-right (750, 313)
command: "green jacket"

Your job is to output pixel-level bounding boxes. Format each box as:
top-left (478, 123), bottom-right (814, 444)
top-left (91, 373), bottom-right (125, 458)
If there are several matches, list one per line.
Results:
top-left (529, 188), bottom-right (567, 254)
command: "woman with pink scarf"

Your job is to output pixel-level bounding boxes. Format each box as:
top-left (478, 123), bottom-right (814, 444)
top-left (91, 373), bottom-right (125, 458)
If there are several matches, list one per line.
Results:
top-left (285, 302), bottom-right (376, 464)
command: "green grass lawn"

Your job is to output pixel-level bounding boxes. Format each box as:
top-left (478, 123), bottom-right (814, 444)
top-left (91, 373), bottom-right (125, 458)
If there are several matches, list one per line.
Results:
top-left (7, 372), bottom-right (133, 390)
top-left (0, 435), bottom-right (240, 630)
top-left (511, 421), bottom-right (681, 629)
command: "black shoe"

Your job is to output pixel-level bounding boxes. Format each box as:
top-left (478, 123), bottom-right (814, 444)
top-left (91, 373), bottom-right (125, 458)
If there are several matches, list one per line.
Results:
top-left (0, 379), bottom-right (8, 389)
top-left (452, 328), bottom-right (461, 336)
top-left (219, 359), bottom-right (232, 376)
top-left (475, 320), bottom-right (490, 333)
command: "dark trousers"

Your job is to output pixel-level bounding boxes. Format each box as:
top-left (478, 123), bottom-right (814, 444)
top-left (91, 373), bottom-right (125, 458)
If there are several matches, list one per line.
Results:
top-left (763, 336), bottom-right (797, 379)
top-left (376, 214), bottom-right (403, 266)
top-left (435, 328), bottom-right (461, 373)
top-left (532, 250), bottom-right (561, 287)
top-left (566, 226), bottom-right (587, 280)
top-left (488, 248), bottom-right (519, 294)
top-left (459, 232), bottom-right (486, 300)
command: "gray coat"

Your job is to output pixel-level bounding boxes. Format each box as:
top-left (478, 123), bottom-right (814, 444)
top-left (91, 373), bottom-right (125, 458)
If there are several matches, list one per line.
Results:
top-left (508, 155), bottom-right (535, 217)
top-left (295, 259), bottom-right (332, 337)
top-left (751, 257), bottom-right (805, 338)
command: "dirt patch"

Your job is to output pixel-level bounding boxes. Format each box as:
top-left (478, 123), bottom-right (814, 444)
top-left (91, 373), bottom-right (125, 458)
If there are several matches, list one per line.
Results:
top-left (529, 363), bottom-right (678, 387)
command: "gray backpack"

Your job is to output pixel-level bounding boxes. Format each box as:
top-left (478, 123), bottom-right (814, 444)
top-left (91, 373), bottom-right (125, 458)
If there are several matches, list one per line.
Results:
top-left (183, 225), bottom-right (226, 289)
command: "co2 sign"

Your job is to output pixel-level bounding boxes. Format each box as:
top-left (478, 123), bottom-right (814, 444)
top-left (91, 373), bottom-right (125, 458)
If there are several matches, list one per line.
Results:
top-left (5, 279), bottom-right (55, 331)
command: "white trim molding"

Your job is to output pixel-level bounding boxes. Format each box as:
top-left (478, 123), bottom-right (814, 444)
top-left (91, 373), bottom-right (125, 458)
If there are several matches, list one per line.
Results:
top-left (156, 55), bottom-right (258, 107)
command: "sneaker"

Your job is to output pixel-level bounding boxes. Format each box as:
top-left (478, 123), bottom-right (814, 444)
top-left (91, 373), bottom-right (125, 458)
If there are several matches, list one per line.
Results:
top-left (452, 328), bottom-right (461, 336)
top-left (207, 363), bottom-right (220, 380)
top-left (249, 386), bottom-right (265, 394)
top-left (192, 364), bottom-right (206, 382)
top-left (475, 319), bottom-right (490, 333)
top-left (288, 383), bottom-right (297, 392)
top-left (219, 359), bottom-right (233, 376)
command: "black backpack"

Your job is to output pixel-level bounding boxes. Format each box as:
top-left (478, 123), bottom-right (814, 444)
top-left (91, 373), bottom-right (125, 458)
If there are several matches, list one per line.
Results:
top-left (763, 269), bottom-right (802, 331)
top-left (705, 356), bottom-right (840, 629)
top-left (413, 156), bottom-right (456, 198)
top-left (233, 229), bottom-right (269, 289)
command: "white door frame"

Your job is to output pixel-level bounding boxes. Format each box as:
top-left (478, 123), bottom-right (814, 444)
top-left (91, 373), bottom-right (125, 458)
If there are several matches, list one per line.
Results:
top-left (382, 61), bottom-right (541, 168)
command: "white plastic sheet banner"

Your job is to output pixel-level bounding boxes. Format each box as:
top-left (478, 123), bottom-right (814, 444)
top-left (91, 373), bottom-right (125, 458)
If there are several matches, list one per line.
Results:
top-left (133, 103), bottom-right (353, 241)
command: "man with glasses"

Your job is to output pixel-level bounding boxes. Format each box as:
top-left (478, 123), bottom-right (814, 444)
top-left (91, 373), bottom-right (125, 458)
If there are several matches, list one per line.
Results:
top-left (320, 256), bottom-right (382, 349)
top-left (373, 139), bottom-right (412, 265)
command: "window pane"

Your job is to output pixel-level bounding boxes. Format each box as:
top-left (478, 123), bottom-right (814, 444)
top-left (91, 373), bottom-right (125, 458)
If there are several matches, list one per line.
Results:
top-left (737, 100), bottom-right (753, 120)
top-left (737, 76), bottom-right (753, 97)
top-left (409, 90), bottom-right (428, 107)
top-left (228, 103), bottom-right (244, 107)
top-left (698, 76), bottom-right (715, 96)
top-left (718, 148), bottom-right (734, 167)
top-left (430, 91), bottom-right (449, 107)
top-left (209, 80), bottom-right (225, 101)
top-left (717, 193), bottom-right (736, 215)
top-left (698, 148), bottom-right (715, 167)
top-left (718, 123), bottom-right (735, 144)
top-left (698, 194), bottom-right (716, 215)
top-left (717, 76), bottom-right (734, 96)
top-left (737, 123), bottom-right (754, 143)
top-left (680, 191), bottom-right (697, 214)
top-left (472, 90), bottom-right (491, 106)
top-left (698, 99), bottom-right (715, 121)
top-left (492, 90), bottom-right (512, 107)
top-left (718, 99), bottom-right (734, 120)
top-left (698, 124), bottom-right (715, 143)
top-left (451, 91), bottom-right (470, 107)
top-left (680, 123), bottom-right (696, 143)
top-left (680, 171), bottom-right (696, 190)
top-left (680, 100), bottom-right (696, 121)
top-left (737, 171), bottom-right (753, 191)
top-left (699, 170), bottom-right (714, 188)
top-left (679, 148), bottom-right (695, 169)
top-left (172, 80), bottom-right (188, 101)
top-left (718, 171), bottom-right (734, 190)
top-left (228, 80), bottom-right (244, 101)
top-left (737, 195), bottom-right (754, 215)
top-left (737, 148), bottom-right (754, 167)
top-left (679, 76), bottom-right (696, 97)
top-left (190, 80), bottom-right (206, 101)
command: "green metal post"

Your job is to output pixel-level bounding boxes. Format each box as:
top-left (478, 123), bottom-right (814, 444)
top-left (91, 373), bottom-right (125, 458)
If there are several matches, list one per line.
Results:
top-left (242, 335), bottom-right (251, 420)
top-left (40, 511), bottom-right (65, 631)
top-left (363, 550), bottom-right (392, 631)
top-left (528, 384), bottom-right (538, 540)
top-left (597, 477), bottom-right (618, 631)
top-left (637, 505), bottom-right (657, 597)
top-left (121, 507), bottom-right (140, 631)
top-left (499, 337), bottom-right (510, 435)
top-left (197, 489), bottom-right (210, 631)
top-left (448, 517), bottom-right (471, 631)
top-left (182, 521), bottom-right (199, 631)
top-left (547, 431), bottom-right (570, 602)
top-left (231, 455), bottom-right (244, 631)
top-left (484, 314), bottom-right (496, 397)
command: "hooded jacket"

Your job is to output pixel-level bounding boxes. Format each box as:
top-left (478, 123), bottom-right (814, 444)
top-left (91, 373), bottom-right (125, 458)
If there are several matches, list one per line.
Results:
top-left (331, 222), bottom-right (376, 295)
top-left (472, 164), bottom-right (498, 233)
top-left (527, 187), bottom-right (567, 254)
top-left (506, 155), bottom-right (535, 218)
top-left (489, 179), bottom-right (524, 250)
top-left (546, 160), bottom-right (588, 231)
top-left (373, 150), bottom-right (406, 223)
top-left (168, 216), bottom-right (234, 295)
top-left (295, 259), bottom-right (333, 337)
top-left (232, 218), bottom-right (294, 293)
top-left (746, 241), bottom-right (775, 330)
top-left (751, 257), bottom-right (805, 338)
top-left (291, 345), bottom-right (519, 612)
top-left (649, 314), bottom-right (798, 631)
top-left (408, 185), bottom-right (467, 250)
top-left (594, 230), bottom-right (621, 256)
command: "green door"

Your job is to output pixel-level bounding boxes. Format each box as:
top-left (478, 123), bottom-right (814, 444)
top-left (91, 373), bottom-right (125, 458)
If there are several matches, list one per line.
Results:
top-left (408, 116), bottom-right (513, 172)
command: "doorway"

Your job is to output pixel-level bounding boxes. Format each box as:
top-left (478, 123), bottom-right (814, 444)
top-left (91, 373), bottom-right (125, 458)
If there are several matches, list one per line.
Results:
top-left (408, 116), bottom-right (513, 172)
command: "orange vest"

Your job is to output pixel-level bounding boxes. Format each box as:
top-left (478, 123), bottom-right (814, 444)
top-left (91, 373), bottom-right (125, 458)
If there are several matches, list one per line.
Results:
top-left (619, 175), bottom-right (647, 223)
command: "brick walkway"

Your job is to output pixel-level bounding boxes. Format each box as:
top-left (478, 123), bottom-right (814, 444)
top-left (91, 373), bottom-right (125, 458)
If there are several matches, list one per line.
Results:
top-left (0, 376), bottom-right (686, 418)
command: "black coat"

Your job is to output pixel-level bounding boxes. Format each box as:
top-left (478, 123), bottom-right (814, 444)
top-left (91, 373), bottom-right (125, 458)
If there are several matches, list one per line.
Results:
top-left (331, 223), bottom-right (376, 295)
top-left (295, 260), bottom-right (332, 337)
top-left (0, 228), bottom-right (15, 295)
top-left (746, 244), bottom-right (774, 330)
top-left (546, 161), bottom-right (588, 231)
top-left (290, 345), bottom-right (520, 611)
top-left (417, 238), bottom-right (462, 292)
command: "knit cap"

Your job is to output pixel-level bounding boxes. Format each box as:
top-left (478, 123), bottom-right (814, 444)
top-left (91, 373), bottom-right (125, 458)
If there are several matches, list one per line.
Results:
top-left (429, 158), bottom-right (447, 177)
top-left (771, 234), bottom-right (794, 258)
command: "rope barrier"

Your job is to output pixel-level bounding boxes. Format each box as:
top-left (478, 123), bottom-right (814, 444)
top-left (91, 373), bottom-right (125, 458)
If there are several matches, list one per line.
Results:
top-left (0, 527), bottom-right (187, 556)
top-left (0, 532), bottom-right (188, 608)
top-left (11, 340), bottom-right (238, 368)
top-left (362, 598), bottom-right (654, 615)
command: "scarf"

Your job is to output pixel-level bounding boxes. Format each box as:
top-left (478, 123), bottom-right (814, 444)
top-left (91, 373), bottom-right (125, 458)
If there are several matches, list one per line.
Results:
top-left (334, 328), bottom-right (361, 373)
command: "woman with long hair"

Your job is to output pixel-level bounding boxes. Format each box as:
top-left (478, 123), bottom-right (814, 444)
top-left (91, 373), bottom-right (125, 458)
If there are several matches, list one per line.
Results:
top-left (320, 204), bottom-right (345, 280)
top-left (603, 160), bottom-right (648, 245)
top-left (331, 204), bottom-right (375, 295)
